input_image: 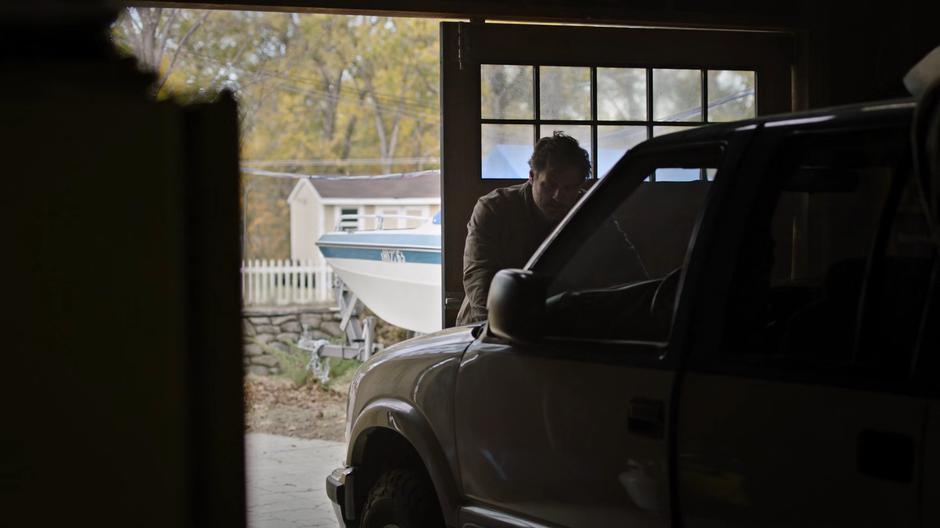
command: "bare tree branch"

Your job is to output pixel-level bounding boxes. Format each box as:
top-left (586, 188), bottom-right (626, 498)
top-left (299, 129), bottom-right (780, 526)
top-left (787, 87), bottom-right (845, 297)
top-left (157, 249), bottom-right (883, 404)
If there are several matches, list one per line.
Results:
top-left (144, 8), bottom-right (162, 65)
top-left (127, 7), bottom-right (143, 34)
top-left (156, 9), bottom-right (179, 64)
top-left (155, 11), bottom-right (210, 93)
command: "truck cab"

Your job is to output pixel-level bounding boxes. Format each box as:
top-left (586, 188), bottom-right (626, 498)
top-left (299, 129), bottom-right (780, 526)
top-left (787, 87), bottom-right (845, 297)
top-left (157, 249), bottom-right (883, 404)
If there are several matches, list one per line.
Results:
top-left (328, 98), bottom-right (939, 528)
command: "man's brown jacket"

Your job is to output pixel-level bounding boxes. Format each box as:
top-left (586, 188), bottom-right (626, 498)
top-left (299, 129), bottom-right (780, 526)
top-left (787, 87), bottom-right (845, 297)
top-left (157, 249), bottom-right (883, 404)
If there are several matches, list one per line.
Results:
top-left (456, 181), bottom-right (555, 325)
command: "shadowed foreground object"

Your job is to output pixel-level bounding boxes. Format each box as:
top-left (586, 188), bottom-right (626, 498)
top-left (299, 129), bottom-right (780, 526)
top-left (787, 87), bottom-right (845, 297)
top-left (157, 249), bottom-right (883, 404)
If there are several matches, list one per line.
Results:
top-left (1, 6), bottom-right (245, 527)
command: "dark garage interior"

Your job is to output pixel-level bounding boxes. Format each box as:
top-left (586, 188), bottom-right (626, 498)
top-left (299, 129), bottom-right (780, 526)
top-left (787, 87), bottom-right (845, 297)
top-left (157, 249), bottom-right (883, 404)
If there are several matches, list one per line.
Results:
top-left (3, 0), bottom-right (938, 527)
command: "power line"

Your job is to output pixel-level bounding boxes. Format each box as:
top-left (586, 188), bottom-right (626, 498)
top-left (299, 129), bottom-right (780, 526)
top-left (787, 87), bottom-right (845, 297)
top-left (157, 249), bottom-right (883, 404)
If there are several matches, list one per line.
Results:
top-left (242, 156), bottom-right (439, 167)
top-left (263, 79), bottom-right (439, 122)
top-left (199, 59), bottom-right (440, 121)
top-left (177, 48), bottom-right (440, 119)
top-left (241, 167), bottom-right (438, 180)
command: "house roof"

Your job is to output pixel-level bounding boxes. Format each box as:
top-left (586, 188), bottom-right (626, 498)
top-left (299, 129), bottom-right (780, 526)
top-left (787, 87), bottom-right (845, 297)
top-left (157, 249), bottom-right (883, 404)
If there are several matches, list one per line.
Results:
top-left (305, 170), bottom-right (440, 199)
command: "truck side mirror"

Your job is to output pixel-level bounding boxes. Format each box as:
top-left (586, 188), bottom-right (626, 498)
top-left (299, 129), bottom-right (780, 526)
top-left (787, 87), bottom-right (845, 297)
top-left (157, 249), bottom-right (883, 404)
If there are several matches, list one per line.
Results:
top-left (487, 269), bottom-right (548, 344)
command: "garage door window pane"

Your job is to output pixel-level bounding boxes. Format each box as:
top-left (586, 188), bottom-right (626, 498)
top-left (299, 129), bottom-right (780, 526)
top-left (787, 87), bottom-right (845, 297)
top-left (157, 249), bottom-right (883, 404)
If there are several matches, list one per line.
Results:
top-left (598, 68), bottom-right (647, 121)
top-left (540, 66), bottom-right (591, 120)
top-left (481, 65), bottom-right (533, 120)
top-left (598, 126), bottom-right (647, 177)
top-left (708, 70), bottom-right (755, 122)
top-left (482, 124), bottom-right (534, 179)
top-left (653, 69), bottom-right (702, 122)
top-left (539, 124), bottom-right (592, 172)
top-left (652, 127), bottom-right (699, 180)
top-left (652, 127), bottom-right (702, 180)
top-left (654, 168), bottom-right (701, 182)
top-left (653, 125), bottom-right (696, 137)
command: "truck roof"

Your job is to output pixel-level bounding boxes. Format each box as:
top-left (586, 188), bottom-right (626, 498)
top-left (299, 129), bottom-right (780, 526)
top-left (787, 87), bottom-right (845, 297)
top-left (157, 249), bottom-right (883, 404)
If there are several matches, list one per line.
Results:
top-left (639, 98), bottom-right (916, 150)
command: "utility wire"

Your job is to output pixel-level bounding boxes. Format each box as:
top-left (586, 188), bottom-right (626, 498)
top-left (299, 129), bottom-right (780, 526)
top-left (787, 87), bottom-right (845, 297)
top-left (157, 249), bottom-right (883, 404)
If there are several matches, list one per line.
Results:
top-left (242, 156), bottom-right (439, 167)
top-left (264, 80), bottom-right (439, 122)
top-left (177, 48), bottom-right (439, 118)
top-left (241, 167), bottom-right (439, 180)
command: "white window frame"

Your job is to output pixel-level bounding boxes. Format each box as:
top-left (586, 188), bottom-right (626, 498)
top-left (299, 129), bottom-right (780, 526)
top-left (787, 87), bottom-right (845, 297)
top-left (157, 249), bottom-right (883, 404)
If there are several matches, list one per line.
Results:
top-left (337, 206), bottom-right (361, 232)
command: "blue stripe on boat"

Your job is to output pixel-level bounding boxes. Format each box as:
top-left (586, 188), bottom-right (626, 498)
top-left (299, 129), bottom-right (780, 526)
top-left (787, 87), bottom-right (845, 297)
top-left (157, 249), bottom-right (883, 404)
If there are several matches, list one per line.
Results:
top-left (319, 246), bottom-right (442, 265)
top-left (318, 233), bottom-right (440, 249)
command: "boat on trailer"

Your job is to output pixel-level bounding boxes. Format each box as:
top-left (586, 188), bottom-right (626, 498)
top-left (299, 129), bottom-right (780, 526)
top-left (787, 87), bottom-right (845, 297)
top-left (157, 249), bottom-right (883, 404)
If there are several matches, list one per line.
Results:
top-left (316, 212), bottom-right (442, 334)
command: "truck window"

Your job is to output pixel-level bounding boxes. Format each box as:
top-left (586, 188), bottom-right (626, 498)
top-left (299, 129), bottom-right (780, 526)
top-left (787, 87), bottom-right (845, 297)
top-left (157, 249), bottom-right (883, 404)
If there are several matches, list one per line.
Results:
top-left (724, 129), bottom-right (935, 382)
top-left (858, 177), bottom-right (936, 377)
top-left (541, 151), bottom-right (718, 344)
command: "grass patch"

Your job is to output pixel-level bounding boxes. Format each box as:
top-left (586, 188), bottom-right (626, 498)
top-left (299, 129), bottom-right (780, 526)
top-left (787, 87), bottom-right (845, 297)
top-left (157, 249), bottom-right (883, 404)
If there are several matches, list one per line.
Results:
top-left (322, 358), bottom-right (361, 390)
top-left (253, 337), bottom-right (361, 389)
top-left (260, 341), bottom-right (310, 387)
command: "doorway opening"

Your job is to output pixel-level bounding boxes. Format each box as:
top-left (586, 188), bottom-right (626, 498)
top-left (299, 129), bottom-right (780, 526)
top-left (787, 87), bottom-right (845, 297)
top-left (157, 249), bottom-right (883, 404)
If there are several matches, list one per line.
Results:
top-left (113, 7), bottom-right (443, 526)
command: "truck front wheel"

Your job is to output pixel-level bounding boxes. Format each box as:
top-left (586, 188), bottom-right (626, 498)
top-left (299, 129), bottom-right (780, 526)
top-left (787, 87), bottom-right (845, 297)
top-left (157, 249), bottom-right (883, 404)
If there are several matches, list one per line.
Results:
top-left (360, 468), bottom-right (444, 528)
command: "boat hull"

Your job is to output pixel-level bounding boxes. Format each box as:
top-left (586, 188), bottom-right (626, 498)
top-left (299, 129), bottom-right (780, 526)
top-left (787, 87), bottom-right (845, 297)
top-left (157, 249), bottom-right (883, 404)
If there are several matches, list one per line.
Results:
top-left (317, 230), bottom-right (442, 334)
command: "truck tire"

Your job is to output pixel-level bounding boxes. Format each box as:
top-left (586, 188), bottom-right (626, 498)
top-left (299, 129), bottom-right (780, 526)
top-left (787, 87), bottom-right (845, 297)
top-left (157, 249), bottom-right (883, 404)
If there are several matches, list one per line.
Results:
top-left (360, 468), bottom-right (444, 528)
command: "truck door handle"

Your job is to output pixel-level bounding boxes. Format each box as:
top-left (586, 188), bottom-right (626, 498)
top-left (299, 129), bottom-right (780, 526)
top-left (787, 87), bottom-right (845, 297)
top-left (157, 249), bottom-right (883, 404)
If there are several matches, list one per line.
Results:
top-left (857, 429), bottom-right (914, 482)
top-left (628, 398), bottom-right (665, 438)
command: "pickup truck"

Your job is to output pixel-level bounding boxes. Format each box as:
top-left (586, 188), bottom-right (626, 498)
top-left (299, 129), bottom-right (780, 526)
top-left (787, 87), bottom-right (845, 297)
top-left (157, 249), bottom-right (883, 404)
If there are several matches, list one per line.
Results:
top-left (326, 88), bottom-right (940, 528)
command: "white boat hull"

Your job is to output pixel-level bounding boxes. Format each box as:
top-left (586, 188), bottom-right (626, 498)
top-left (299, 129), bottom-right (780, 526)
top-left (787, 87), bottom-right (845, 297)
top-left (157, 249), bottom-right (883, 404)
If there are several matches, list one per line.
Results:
top-left (326, 257), bottom-right (441, 333)
top-left (317, 226), bottom-right (442, 334)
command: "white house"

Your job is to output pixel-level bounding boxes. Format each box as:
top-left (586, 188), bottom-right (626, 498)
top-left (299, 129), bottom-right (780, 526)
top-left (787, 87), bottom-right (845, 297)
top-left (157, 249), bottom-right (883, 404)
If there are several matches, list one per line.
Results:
top-left (287, 170), bottom-right (441, 263)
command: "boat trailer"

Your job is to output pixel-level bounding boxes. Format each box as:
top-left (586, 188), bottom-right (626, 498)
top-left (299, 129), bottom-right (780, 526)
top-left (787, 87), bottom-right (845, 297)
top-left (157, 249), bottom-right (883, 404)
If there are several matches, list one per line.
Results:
top-left (295, 278), bottom-right (383, 383)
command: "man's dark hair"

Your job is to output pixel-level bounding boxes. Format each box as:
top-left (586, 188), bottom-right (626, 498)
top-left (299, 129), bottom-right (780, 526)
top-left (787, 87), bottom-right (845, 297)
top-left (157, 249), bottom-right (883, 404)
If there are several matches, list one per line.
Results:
top-left (528, 131), bottom-right (591, 178)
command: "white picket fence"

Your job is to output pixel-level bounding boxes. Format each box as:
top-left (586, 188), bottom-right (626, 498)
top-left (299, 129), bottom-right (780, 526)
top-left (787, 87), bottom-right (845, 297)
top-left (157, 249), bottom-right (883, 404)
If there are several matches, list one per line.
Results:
top-left (241, 259), bottom-right (334, 306)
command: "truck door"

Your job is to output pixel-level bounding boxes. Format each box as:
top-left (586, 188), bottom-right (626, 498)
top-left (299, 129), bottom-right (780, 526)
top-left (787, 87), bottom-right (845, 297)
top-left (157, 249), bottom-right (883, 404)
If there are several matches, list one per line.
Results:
top-left (921, 270), bottom-right (939, 528)
top-left (454, 141), bottom-right (732, 528)
top-left (678, 124), bottom-right (934, 526)
top-left (439, 21), bottom-right (795, 326)
top-left (916, 81), bottom-right (940, 528)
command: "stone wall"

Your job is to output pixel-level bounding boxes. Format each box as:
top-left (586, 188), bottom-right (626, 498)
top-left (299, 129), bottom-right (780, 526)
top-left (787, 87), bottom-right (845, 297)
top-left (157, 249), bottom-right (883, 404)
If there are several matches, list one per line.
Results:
top-left (242, 305), bottom-right (344, 376)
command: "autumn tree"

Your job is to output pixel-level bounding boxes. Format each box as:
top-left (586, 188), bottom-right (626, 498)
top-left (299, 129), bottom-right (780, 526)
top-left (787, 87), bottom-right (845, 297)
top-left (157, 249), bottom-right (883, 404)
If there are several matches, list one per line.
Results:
top-left (112, 9), bottom-right (441, 259)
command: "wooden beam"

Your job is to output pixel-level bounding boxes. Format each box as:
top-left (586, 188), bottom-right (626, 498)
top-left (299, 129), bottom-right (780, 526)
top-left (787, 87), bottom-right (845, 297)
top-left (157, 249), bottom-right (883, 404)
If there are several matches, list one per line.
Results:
top-left (124, 0), bottom-right (806, 31)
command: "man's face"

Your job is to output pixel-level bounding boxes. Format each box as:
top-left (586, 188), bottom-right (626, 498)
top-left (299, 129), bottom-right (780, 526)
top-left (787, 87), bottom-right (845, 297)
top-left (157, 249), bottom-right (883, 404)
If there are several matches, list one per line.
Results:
top-left (530, 164), bottom-right (585, 222)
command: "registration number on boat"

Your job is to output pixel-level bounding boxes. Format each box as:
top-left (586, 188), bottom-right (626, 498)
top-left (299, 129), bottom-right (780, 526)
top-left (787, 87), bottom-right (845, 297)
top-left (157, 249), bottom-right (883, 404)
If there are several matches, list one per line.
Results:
top-left (381, 249), bottom-right (406, 263)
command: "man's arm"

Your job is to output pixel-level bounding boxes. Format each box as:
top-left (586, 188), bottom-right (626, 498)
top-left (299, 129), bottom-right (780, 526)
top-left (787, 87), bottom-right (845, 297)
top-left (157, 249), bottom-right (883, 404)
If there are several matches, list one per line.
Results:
top-left (456, 198), bottom-right (503, 325)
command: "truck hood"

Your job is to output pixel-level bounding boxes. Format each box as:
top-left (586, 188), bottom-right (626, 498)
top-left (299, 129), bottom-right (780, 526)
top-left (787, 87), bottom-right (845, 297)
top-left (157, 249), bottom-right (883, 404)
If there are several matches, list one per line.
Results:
top-left (370, 324), bottom-right (480, 366)
top-left (345, 324), bottom-right (481, 443)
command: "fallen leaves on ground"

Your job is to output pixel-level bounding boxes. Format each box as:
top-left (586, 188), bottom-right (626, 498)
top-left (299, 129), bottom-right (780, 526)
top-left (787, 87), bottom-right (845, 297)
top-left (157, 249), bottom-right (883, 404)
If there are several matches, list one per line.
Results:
top-left (244, 374), bottom-right (347, 442)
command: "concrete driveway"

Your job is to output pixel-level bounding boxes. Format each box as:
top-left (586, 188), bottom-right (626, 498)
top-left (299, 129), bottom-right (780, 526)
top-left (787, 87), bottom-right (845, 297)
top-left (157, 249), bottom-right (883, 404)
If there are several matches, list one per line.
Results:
top-left (246, 433), bottom-right (345, 528)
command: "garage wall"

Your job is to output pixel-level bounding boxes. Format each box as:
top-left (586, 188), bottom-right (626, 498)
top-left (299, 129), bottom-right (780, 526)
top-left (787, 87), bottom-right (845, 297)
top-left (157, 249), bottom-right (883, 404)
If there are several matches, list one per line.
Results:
top-left (805, 0), bottom-right (940, 107)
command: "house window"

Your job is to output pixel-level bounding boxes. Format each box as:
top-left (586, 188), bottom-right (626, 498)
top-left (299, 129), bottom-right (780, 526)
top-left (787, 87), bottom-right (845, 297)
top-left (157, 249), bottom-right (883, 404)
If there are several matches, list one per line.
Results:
top-left (481, 65), bottom-right (755, 180)
top-left (404, 207), bottom-right (425, 228)
top-left (377, 207), bottom-right (402, 229)
top-left (338, 207), bottom-right (360, 232)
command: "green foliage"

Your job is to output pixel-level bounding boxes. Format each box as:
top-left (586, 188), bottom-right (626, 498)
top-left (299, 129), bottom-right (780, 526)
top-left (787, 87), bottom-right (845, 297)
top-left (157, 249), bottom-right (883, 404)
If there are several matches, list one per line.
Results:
top-left (324, 357), bottom-right (361, 387)
top-left (254, 337), bottom-right (362, 389)
top-left (256, 340), bottom-right (311, 387)
top-left (112, 9), bottom-right (441, 259)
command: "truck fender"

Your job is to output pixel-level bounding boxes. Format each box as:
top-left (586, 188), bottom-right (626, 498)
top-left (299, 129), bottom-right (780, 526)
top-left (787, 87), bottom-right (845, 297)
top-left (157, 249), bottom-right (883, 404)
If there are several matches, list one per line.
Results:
top-left (348, 398), bottom-right (460, 526)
